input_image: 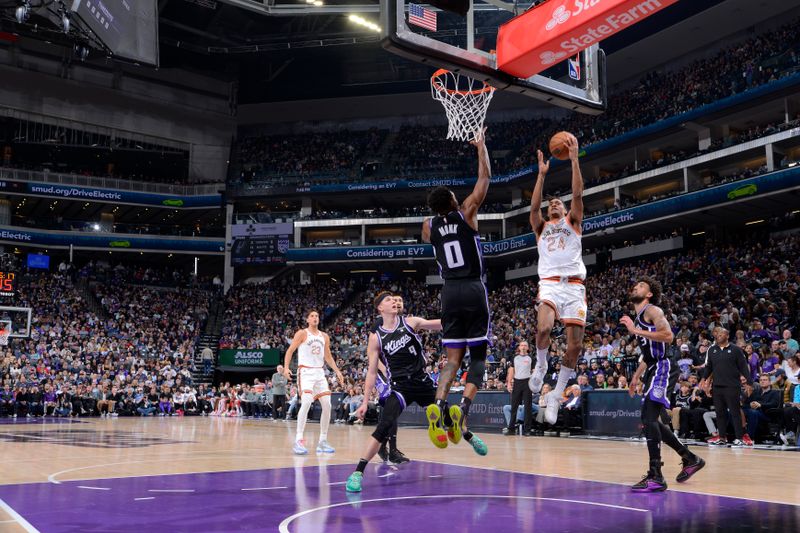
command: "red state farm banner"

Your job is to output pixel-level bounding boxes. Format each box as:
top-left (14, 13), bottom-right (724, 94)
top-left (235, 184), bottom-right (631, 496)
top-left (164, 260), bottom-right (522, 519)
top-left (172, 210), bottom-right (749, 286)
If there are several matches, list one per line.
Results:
top-left (497, 0), bottom-right (679, 79)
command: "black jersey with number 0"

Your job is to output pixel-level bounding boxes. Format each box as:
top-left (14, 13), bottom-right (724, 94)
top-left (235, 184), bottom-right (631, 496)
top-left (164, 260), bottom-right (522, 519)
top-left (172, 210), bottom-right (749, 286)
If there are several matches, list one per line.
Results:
top-left (429, 211), bottom-right (484, 281)
top-left (376, 316), bottom-right (427, 381)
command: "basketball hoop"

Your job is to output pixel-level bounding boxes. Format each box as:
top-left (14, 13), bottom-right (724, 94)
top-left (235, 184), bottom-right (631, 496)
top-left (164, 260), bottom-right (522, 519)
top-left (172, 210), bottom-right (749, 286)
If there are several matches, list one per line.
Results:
top-left (430, 69), bottom-right (496, 142)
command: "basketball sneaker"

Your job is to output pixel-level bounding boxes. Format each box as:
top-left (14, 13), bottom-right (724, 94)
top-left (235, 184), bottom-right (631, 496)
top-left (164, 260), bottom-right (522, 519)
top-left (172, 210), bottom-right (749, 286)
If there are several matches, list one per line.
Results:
top-left (316, 440), bottom-right (335, 454)
top-left (293, 439), bottom-right (309, 455)
top-left (741, 434), bottom-right (754, 447)
top-left (631, 473), bottom-right (667, 492)
top-left (466, 433), bottom-right (488, 456)
top-left (631, 461), bottom-right (667, 492)
top-left (544, 391), bottom-right (560, 425)
top-left (345, 472), bottom-right (363, 493)
top-left (676, 455), bottom-right (705, 483)
top-left (425, 404), bottom-right (448, 449)
top-left (528, 364), bottom-right (546, 394)
top-left (447, 405), bottom-right (462, 445)
top-left (388, 449), bottom-right (410, 465)
top-left (707, 435), bottom-right (727, 446)
top-left (377, 443), bottom-right (389, 463)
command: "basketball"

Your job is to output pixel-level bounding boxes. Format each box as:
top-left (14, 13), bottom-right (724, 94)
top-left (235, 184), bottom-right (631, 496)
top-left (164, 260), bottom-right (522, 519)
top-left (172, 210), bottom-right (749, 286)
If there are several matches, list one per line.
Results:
top-left (549, 131), bottom-right (577, 160)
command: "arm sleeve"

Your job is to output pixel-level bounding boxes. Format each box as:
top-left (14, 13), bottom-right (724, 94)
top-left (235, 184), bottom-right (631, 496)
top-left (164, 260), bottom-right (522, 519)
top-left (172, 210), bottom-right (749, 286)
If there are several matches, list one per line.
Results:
top-left (702, 350), bottom-right (714, 380)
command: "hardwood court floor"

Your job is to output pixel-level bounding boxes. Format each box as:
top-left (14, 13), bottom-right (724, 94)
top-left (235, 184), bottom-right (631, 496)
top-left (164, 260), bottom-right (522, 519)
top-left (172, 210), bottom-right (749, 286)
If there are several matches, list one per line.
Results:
top-left (0, 417), bottom-right (797, 532)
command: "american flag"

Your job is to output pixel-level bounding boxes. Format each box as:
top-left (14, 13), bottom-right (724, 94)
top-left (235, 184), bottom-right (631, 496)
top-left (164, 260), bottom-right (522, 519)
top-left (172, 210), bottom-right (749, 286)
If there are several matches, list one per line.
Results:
top-left (409, 3), bottom-right (437, 32)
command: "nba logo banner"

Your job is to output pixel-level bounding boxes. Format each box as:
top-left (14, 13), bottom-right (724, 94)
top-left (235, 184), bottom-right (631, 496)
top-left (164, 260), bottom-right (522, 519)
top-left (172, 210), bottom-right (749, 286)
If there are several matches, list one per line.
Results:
top-left (568, 54), bottom-right (581, 81)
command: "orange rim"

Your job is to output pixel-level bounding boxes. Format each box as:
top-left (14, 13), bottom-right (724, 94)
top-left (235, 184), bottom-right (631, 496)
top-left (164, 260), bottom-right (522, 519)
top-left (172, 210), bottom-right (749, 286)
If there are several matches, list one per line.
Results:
top-left (431, 68), bottom-right (495, 96)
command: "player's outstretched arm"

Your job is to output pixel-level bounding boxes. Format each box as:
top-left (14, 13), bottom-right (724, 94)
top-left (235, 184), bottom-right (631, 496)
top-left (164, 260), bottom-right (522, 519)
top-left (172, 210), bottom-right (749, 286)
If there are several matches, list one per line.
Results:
top-left (462, 127), bottom-right (491, 226)
top-left (283, 330), bottom-right (306, 380)
top-left (322, 333), bottom-right (345, 385)
top-left (356, 333), bottom-right (381, 419)
top-left (405, 316), bottom-right (442, 332)
top-left (566, 136), bottom-right (584, 227)
top-left (530, 149), bottom-right (549, 236)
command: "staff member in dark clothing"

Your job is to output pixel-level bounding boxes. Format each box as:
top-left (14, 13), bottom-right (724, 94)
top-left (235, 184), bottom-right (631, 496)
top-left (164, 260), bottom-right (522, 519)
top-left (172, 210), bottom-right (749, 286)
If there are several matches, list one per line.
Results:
top-left (701, 327), bottom-right (753, 446)
top-left (505, 341), bottom-right (533, 435)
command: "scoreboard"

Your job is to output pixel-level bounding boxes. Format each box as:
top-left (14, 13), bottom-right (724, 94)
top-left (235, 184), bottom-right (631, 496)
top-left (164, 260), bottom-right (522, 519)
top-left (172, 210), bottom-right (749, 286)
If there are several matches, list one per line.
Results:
top-left (230, 223), bottom-right (292, 265)
top-left (0, 271), bottom-right (16, 298)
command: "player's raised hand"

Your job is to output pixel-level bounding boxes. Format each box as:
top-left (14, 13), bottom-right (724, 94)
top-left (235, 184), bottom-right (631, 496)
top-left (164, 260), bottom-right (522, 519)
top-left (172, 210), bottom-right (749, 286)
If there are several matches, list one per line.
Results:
top-left (537, 150), bottom-right (550, 178)
top-left (470, 126), bottom-right (487, 149)
top-left (566, 135), bottom-right (580, 161)
top-left (619, 315), bottom-right (635, 332)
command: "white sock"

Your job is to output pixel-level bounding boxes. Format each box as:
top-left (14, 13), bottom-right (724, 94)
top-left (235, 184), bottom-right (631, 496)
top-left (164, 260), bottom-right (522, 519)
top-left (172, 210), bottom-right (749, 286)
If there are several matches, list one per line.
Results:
top-left (535, 348), bottom-right (548, 372)
top-left (295, 397), bottom-right (313, 441)
top-left (554, 366), bottom-right (574, 395)
top-left (318, 396), bottom-right (331, 442)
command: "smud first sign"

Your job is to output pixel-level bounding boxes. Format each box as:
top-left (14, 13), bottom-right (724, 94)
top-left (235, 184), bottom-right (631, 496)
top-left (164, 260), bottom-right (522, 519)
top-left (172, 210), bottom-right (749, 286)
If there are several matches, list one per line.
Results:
top-left (218, 349), bottom-right (280, 367)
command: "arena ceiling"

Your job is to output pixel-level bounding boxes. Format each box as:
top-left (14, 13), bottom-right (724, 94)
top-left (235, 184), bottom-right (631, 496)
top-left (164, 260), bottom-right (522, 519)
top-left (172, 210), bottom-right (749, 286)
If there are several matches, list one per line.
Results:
top-left (1, 0), bottom-right (795, 104)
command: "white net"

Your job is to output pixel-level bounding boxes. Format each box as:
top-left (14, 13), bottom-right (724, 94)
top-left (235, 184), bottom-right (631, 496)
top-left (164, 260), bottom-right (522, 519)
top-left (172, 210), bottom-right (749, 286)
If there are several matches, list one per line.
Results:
top-left (0, 328), bottom-right (9, 347)
top-left (431, 69), bottom-right (496, 142)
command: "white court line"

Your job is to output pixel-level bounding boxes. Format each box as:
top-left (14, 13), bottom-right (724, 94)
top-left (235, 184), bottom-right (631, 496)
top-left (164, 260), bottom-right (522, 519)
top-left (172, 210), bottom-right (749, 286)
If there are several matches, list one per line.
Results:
top-left (44, 453), bottom-right (312, 484)
top-left (278, 494), bottom-right (649, 533)
top-left (134, 497), bottom-right (155, 501)
top-left (77, 486), bottom-right (111, 491)
top-left (428, 475), bottom-right (443, 478)
top-left (376, 473), bottom-right (395, 478)
top-left (326, 481), bottom-right (347, 486)
top-left (0, 498), bottom-right (40, 533)
top-left (415, 459), bottom-right (800, 508)
top-left (147, 489), bottom-right (195, 493)
top-left (241, 487), bottom-right (288, 491)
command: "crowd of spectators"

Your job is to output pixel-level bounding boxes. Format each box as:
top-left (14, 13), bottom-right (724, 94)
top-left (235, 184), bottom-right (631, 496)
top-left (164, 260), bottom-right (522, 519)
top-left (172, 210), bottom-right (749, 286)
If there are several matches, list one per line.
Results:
top-left (0, 266), bottom-right (214, 419)
top-left (236, 128), bottom-right (386, 182)
top-left (234, 17), bottom-right (800, 190)
top-left (219, 279), bottom-right (355, 350)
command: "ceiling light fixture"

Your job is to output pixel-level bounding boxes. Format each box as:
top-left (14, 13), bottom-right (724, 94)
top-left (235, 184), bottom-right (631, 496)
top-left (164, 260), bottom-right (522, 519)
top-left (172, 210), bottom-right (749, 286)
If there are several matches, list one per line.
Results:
top-left (348, 14), bottom-right (381, 32)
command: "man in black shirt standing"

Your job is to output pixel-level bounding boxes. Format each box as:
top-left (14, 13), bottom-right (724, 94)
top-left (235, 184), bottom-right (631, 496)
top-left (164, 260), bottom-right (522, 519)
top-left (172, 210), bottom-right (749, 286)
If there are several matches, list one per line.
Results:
top-left (701, 327), bottom-right (754, 446)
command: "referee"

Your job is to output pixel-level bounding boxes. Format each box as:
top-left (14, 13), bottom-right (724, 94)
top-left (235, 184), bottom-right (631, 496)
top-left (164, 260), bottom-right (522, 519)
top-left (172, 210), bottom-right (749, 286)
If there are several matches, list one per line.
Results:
top-left (701, 327), bottom-right (753, 446)
top-left (505, 341), bottom-right (533, 435)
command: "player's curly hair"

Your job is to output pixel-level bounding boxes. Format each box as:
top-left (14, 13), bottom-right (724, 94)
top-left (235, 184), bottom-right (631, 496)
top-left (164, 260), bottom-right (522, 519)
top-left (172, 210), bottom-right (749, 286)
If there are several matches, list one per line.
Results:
top-left (427, 186), bottom-right (455, 215)
top-left (639, 276), bottom-right (662, 306)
